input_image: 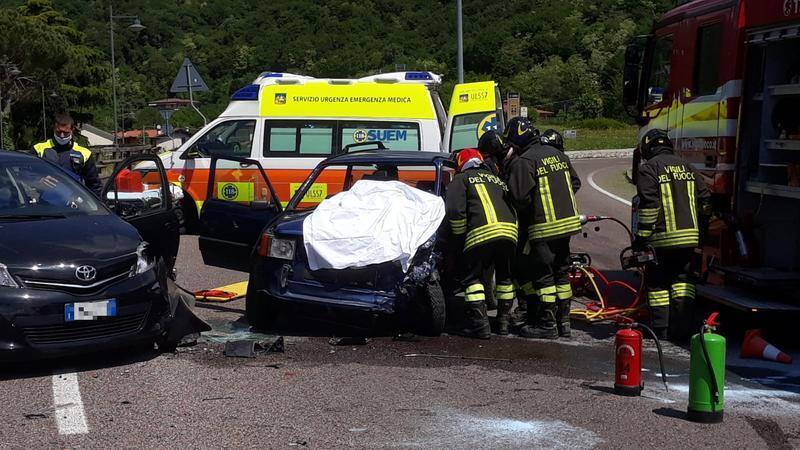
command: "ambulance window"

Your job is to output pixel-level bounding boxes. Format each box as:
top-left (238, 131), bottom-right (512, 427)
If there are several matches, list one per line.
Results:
top-left (264, 121), bottom-right (335, 156)
top-left (450, 112), bottom-right (494, 152)
top-left (646, 36), bottom-right (673, 106)
top-left (694, 24), bottom-right (723, 96)
top-left (189, 120), bottom-right (255, 158)
top-left (340, 122), bottom-right (420, 151)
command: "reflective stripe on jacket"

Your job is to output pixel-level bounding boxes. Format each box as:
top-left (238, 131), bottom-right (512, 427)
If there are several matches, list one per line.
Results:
top-left (635, 149), bottom-right (711, 248)
top-left (507, 142), bottom-right (581, 242)
top-left (445, 166), bottom-right (518, 251)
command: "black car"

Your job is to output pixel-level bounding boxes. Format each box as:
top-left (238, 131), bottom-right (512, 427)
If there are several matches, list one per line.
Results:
top-left (196, 151), bottom-right (456, 334)
top-left (0, 151), bottom-right (203, 360)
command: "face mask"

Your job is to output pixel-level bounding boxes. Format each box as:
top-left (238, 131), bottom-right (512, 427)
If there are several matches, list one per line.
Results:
top-left (54, 134), bottom-right (72, 146)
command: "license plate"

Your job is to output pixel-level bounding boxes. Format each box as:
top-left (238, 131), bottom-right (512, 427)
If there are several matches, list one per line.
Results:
top-left (65, 299), bottom-right (117, 321)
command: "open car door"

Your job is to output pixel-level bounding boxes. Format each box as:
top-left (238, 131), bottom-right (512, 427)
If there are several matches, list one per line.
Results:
top-left (443, 81), bottom-right (505, 153)
top-left (198, 156), bottom-right (282, 271)
top-left (103, 154), bottom-right (180, 271)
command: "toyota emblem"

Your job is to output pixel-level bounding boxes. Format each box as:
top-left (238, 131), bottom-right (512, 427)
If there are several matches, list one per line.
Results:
top-left (75, 265), bottom-right (97, 281)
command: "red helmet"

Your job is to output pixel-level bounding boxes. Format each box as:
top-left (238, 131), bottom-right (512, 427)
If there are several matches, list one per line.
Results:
top-left (456, 148), bottom-right (484, 171)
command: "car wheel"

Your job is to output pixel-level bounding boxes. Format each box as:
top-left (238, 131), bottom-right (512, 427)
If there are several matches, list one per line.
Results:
top-left (415, 276), bottom-right (446, 336)
top-left (245, 261), bottom-right (278, 330)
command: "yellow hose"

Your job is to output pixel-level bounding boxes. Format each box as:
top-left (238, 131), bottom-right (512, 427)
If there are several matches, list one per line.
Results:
top-left (570, 266), bottom-right (640, 321)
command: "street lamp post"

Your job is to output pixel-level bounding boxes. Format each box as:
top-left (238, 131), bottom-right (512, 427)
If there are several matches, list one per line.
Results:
top-left (109, 5), bottom-right (145, 147)
top-left (456, 0), bottom-right (464, 84)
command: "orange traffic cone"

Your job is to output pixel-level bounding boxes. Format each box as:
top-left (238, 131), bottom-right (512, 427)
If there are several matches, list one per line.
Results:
top-left (741, 329), bottom-right (793, 364)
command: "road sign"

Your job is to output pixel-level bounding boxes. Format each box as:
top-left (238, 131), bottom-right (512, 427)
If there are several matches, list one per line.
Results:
top-left (520, 106), bottom-right (528, 118)
top-left (565, 129), bottom-right (577, 139)
top-left (170, 58), bottom-right (209, 93)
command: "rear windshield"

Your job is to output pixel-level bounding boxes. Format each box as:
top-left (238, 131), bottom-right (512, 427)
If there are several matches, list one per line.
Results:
top-left (264, 120), bottom-right (421, 156)
top-left (0, 157), bottom-right (105, 218)
top-left (288, 162), bottom-right (454, 211)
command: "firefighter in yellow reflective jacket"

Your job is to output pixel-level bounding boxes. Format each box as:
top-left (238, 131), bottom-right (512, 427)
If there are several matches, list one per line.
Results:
top-left (445, 149), bottom-right (518, 339)
top-left (505, 117), bottom-right (581, 339)
top-left (634, 129), bottom-right (711, 340)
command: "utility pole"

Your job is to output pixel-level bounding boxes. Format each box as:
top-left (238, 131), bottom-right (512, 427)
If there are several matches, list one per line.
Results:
top-left (456, 0), bottom-right (464, 84)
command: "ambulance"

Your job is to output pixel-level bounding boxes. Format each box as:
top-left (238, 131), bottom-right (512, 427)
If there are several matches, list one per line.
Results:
top-left (155, 71), bottom-right (502, 228)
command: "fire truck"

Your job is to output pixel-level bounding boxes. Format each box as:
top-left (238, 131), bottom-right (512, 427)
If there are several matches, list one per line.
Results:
top-left (623, 0), bottom-right (800, 316)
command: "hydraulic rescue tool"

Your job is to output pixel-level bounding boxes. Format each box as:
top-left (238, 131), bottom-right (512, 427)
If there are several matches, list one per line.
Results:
top-left (613, 317), bottom-right (668, 396)
top-left (688, 312), bottom-right (725, 423)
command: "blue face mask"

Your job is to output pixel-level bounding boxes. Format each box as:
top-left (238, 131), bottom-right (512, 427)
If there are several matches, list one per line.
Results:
top-left (54, 134), bottom-right (72, 146)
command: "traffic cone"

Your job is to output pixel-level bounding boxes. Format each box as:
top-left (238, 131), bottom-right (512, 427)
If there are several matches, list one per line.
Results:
top-left (740, 329), bottom-right (793, 364)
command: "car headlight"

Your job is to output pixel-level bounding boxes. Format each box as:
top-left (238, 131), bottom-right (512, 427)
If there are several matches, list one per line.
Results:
top-left (134, 242), bottom-right (156, 275)
top-left (0, 263), bottom-right (19, 288)
top-left (268, 238), bottom-right (296, 260)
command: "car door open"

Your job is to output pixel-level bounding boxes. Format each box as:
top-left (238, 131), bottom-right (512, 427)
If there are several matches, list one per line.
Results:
top-left (443, 81), bottom-right (505, 153)
top-left (198, 155), bottom-right (282, 271)
top-left (102, 154), bottom-right (180, 271)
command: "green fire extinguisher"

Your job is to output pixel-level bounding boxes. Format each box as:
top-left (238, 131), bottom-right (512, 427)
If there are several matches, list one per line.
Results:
top-left (688, 312), bottom-right (725, 423)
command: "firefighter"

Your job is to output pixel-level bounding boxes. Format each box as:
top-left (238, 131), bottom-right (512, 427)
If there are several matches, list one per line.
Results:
top-left (540, 129), bottom-right (564, 152)
top-left (505, 117), bottom-right (582, 339)
top-left (32, 112), bottom-right (102, 196)
top-left (634, 129), bottom-right (711, 340)
top-left (477, 130), bottom-right (506, 176)
top-left (445, 148), bottom-right (518, 339)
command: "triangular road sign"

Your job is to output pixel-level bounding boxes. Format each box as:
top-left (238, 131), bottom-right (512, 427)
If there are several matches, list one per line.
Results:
top-left (170, 58), bottom-right (209, 93)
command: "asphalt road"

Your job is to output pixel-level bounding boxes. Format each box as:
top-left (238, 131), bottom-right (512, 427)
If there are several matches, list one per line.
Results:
top-left (2, 158), bottom-right (799, 449)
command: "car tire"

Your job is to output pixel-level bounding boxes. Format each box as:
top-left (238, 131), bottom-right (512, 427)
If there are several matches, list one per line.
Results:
top-left (245, 261), bottom-right (279, 330)
top-left (156, 337), bottom-right (178, 353)
top-left (416, 277), bottom-right (446, 336)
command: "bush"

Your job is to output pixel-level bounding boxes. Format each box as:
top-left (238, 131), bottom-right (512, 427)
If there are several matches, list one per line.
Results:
top-left (573, 118), bottom-right (629, 130)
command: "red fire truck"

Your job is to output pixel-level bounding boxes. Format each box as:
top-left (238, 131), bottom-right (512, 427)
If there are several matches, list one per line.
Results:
top-left (623, 0), bottom-right (800, 315)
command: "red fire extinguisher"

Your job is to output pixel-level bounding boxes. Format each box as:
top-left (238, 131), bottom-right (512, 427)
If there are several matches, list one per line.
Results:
top-left (615, 327), bottom-right (643, 396)
top-left (614, 319), bottom-right (669, 396)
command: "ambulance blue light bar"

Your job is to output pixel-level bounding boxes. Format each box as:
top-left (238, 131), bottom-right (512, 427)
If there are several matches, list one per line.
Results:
top-left (230, 84), bottom-right (260, 101)
top-left (262, 72), bottom-right (283, 78)
top-left (404, 72), bottom-right (433, 81)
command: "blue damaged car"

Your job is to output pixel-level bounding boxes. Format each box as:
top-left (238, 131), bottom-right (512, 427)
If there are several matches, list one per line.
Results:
top-left (197, 150), bottom-right (457, 334)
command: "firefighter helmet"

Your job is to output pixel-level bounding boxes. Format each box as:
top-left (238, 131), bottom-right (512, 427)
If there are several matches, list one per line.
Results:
top-left (478, 130), bottom-right (505, 157)
top-left (504, 117), bottom-right (538, 148)
top-left (641, 129), bottom-right (673, 160)
top-left (540, 129), bottom-right (564, 151)
top-left (456, 148), bottom-right (484, 172)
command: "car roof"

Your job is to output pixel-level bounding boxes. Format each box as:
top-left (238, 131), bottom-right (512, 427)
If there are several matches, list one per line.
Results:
top-left (0, 150), bottom-right (37, 161)
top-left (322, 150), bottom-right (456, 167)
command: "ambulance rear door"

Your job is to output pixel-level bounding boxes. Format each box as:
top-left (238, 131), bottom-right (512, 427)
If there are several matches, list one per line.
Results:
top-left (443, 81), bottom-right (505, 153)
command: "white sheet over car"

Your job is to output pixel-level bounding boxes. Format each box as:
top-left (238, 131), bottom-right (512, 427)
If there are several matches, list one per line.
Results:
top-left (303, 180), bottom-right (445, 271)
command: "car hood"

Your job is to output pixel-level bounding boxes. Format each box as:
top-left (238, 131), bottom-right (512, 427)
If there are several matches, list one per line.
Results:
top-left (0, 214), bottom-right (141, 269)
top-left (272, 210), bottom-right (312, 237)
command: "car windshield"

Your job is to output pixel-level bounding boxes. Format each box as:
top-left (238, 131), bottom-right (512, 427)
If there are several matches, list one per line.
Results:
top-left (287, 162), bottom-right (454, 211)
top-left (0, 156), bottom-right (106, 219)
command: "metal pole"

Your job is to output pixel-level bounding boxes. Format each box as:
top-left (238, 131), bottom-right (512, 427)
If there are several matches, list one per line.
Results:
top-left (456, 0), bottom-right (464, 84)
top-left (186, 64), bottom-right (207, 126)
top-left (41, 85), bottom-right (47, 140)
top-left (0, 83), bottom-right (4, 151)
top-left (110, 4), bottom-right (119, 148)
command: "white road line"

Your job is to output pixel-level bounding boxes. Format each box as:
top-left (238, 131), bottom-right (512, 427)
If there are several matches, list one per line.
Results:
top-left (587, 168), bottom-right (632, 206)
top-left (52, 371), bottom-right (89, 435)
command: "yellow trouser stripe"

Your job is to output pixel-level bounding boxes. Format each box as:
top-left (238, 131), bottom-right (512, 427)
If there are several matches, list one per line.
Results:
top-left (474, 184), bottom-right (497, 225)
top-left (648, 290), bottom-right (670, 307)
top-left (521, 282), bottom-right (536, 296)
top-left (496, 284), bottom-right (515, 293)
top-left (466, 284), bottom-right (483, 293)
top-left (556, 284), bottom-right (573, 300)
top-left (496, 285), bottom-right (516, 301)
top-left (540, 294), bottom-right (557, 303)
top-left (465, 283), bottom-right (485, 302)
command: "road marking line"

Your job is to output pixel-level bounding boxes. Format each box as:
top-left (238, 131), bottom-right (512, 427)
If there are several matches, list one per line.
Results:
top-left (52, 371), bottom-right (89, 435)
top-left (587, 168), bottom-right (632, 206)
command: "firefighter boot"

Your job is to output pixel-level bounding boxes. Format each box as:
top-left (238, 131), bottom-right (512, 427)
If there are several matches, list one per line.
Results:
top-left (519, 302), bottom-right (558, 339)
top-left (556, 298), bottom-right (572, 338)
top-left (496, 299), bottom-right (514, 336)
top-left (510, 298), bottom-right (528, 327)
top-left (460, 301), bottom-right (491, 340)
